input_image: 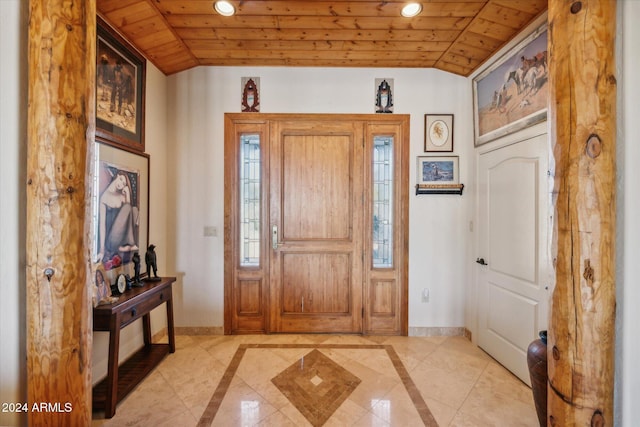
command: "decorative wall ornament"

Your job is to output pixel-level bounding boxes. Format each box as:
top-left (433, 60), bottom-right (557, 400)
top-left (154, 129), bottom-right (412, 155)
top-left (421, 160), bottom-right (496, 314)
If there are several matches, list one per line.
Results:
top-left (375, 78), bottom-right (394, 113)
top-left (241, 77), bottom-right (260, 112)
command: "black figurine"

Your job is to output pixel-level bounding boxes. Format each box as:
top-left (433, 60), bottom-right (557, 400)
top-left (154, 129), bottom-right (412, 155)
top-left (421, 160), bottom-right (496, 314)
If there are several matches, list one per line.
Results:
top-left (132, 251), bottom-right (143, 286)
top-left (144, 244), bottom-right (161, 281)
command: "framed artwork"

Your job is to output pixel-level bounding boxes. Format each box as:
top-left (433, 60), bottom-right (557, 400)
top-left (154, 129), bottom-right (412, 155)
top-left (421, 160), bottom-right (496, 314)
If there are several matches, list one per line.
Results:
top-left (96, 16), bottom-right (146, 152)
top-left (92, 264), bottom-right (118, 307)
top-left (94, 142), bottom-right (149, 284)
top-left (415, 156), bottom-right (463, 195)
top-left (472, 23), bottom-right (548, 146)
top-left (425, 114), bottom-right (454, 152)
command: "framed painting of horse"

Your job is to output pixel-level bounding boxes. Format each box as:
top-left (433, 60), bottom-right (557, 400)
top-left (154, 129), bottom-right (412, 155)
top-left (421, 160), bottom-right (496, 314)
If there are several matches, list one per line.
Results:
top-left (472, 23), bottom-right (548, 146)
top-left (96, 17), bottom-right (146, 152)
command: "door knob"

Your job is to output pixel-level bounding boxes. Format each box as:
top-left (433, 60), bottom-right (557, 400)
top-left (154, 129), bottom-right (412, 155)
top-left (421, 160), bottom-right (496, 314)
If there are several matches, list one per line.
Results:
top-left (476, 257), bottom-right (488, 266)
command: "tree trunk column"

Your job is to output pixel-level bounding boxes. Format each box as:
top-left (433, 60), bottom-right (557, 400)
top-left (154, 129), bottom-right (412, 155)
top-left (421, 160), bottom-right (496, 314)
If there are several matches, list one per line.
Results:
top-left (548, 0), bottom-right (616, 425)
top-left (27, 0), bottom-right (95, 425)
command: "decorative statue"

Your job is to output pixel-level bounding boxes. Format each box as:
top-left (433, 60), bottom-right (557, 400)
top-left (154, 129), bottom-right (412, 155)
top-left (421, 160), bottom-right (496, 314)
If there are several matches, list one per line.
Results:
top-left (132, 251), bottom-right (142, 286)
top-left (144, 244), bottom-right (160, 281)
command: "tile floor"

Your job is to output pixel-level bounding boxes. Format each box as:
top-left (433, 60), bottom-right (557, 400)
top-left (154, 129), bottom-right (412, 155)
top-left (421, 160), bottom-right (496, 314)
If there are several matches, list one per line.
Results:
top-left (91, 334), bottom-right (538, 426)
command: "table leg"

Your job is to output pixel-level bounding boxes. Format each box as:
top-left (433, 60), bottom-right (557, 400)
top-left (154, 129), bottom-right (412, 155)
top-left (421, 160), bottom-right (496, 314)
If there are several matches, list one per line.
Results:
top-left (166, 296), bottom-right (176, 353)
top-left (105, 313), bottom-right (121, 418)
top-left (142, 313), bottom-right (152, 345)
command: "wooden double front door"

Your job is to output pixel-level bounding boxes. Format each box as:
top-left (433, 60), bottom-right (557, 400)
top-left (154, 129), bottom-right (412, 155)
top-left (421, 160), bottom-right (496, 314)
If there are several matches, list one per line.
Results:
top-left (224, 113), bottom-right (408, 335)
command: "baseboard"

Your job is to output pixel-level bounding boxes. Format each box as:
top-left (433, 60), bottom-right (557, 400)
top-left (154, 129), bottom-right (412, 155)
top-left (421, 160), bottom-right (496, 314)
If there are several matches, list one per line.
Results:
top-left (408, 326), bottom-right (466, 337)
top-left (157, 326), bottom-right (470, 339)
top-left (175, 326), bottom-right (224, 335)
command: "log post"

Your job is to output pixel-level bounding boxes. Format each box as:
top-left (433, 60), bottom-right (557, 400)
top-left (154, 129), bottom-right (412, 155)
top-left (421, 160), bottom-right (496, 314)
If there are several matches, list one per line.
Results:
top-left (27, 0), bottom-right (95, 425)
top-left (547, 0), bottom-right (617, 425)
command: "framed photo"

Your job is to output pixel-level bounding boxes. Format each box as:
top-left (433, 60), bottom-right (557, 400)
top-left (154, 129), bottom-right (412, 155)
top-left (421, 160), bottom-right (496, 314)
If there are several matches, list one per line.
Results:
top-left (425, 114), bottom-right (453, 152)
top-left (415, 156), bottom-right (463, 195)
top-left (96, 16), bottom-right (146, 152)
top-left (417, 156), bottom-right (459, 185)
top-left (94, 142), bottom-right (149, 283)
top-left (472, 23), bottom-right (548, 146)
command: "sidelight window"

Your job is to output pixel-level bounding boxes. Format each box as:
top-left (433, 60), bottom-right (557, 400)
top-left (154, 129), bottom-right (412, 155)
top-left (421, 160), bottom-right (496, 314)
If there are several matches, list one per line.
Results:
top-left (239, 134), bottom-right (261, 266)
top-left (372, 136), bottom-right (393, 268)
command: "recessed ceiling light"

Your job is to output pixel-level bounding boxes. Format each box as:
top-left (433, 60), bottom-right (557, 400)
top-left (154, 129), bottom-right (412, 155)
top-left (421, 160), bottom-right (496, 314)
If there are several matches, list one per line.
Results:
top-left (214, 1), bottom-right (235, 17)
top-left (401, 3), bottom-right (422, 18)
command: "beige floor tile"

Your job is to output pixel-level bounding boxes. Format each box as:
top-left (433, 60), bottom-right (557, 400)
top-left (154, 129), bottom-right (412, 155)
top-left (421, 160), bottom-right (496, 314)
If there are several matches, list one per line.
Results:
top-left (370, 383), bottom-right (424, 425)
top-left (410, 355), bottom-right (485, 409)
top-left (254, 410), bottom-right (300, 426)
top-left (423, 397), bottom-right (458, 426)
top-left (323, 398), bottom-right (369, 426)
top-left (211, 377), bottom-right (279, 426)
top-left (351, 410), bottom-right (391, 427)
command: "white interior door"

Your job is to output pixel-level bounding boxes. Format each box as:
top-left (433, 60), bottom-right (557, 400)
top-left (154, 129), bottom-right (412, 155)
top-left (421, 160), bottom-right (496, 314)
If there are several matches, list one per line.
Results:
top-left (477, 133), bottom-right (551, 385)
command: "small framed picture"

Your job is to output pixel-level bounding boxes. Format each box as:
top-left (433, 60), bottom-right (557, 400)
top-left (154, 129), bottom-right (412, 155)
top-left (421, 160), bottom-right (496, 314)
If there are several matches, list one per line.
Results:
top-left (424, 114), bottom-right (453, 152)
top-left (416, 156), bottom-right (459, 185)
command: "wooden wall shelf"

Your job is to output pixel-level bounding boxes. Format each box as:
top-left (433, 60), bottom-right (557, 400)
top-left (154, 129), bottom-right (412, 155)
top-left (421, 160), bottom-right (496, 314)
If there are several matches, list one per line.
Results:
top-left (415, 183), bottom-right (464, 195)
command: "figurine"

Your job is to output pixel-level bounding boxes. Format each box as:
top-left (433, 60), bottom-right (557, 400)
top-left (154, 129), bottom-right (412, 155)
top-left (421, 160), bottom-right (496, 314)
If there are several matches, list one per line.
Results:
top-left (132, 251), bottom-right (143, 286)
top-left (145, 244), bottom-right (161, 281)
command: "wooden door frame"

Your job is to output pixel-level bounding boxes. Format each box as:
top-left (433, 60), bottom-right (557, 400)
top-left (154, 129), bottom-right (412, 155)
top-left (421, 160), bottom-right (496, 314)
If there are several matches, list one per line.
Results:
top-left (224, 113), bottom-right (409, 335)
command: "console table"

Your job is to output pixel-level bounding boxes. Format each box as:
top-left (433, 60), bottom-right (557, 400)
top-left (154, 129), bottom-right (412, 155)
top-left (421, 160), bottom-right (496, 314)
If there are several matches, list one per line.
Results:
top-left (92, 276), bottom-right (176, 418)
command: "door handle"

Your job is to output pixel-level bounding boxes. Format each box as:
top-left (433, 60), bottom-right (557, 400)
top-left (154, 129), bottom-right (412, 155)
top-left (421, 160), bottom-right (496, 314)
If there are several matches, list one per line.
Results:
top-left (476, 257), bottom-right (488, 266)
top-left (272, 225), bottom-right (279, 250)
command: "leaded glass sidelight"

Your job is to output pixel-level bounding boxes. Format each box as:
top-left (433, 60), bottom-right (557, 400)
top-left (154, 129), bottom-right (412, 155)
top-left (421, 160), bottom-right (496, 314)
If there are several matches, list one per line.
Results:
top-left (239, 134), bottom-right (261, 266)
top-left (372, 136), bottom-right (393, 268)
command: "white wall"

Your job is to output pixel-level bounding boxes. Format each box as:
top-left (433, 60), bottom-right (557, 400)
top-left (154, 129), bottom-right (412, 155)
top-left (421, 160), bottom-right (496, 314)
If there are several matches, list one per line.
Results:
top-left (166, 67), bottom-right (473, 329)
top-left (0, 1), bottom-right (26, 426)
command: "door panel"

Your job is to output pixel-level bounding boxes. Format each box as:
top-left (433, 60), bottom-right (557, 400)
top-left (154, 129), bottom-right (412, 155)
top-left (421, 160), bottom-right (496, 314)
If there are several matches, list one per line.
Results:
top-left (489, 159), bottom-right (537, 283)
top-left (270, 121), bottom-right (363, 333)
top-left (477, 133), bottom-right (550, 384)
top-left (282, 135), bottom-right (352, 240)
top-left (282, 253), bottom-right (351, 314)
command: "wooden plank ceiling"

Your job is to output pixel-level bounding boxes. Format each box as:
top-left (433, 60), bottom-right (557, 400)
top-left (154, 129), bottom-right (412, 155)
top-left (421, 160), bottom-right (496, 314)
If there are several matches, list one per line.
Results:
top-left (97, 0), bottom-right (547, 76)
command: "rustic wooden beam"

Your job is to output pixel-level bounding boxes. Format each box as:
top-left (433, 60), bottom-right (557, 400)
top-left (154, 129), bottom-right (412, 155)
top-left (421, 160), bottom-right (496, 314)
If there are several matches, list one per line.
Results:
top-left (547, 0), bottom-right (617, 425)
top-left (27, 0), bottom-right (95, 424)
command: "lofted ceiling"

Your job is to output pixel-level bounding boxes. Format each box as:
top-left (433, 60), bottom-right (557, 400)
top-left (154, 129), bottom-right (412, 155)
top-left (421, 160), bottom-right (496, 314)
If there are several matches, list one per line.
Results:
top-left (97, 0), bottom-right (547, 76)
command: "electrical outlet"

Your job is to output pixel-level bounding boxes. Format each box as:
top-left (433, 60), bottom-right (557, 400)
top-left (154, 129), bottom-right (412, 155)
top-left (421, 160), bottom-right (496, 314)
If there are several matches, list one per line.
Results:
top-left (421, 288), bottom-right (429, 303)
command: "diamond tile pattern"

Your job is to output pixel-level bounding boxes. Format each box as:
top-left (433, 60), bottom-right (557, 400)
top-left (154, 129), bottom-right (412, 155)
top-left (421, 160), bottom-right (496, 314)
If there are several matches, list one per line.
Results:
top-left (271, 349), bottom-right (361, 426)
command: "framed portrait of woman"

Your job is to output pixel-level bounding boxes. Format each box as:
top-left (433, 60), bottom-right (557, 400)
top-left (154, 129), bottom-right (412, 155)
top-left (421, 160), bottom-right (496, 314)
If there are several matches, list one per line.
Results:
top-left (94, 142), bottom-right (149, 279)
